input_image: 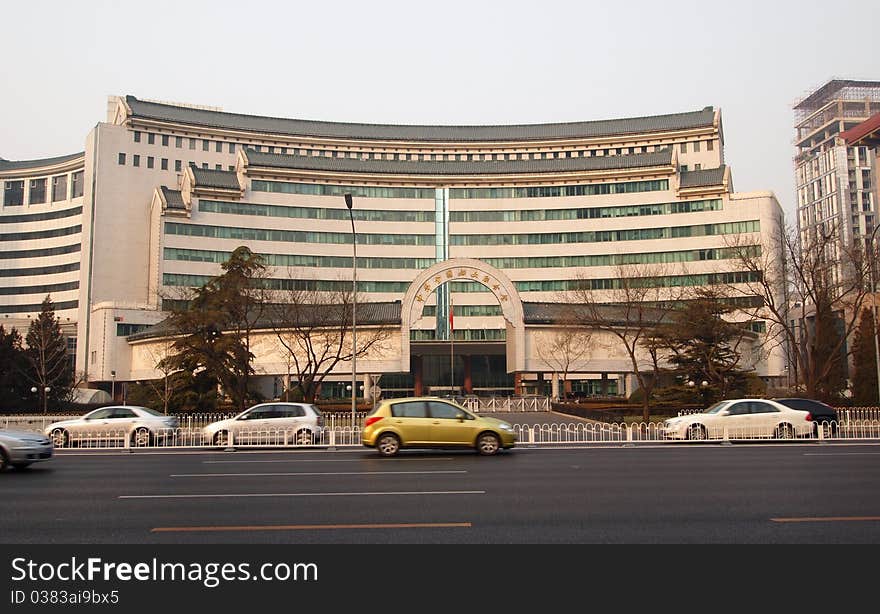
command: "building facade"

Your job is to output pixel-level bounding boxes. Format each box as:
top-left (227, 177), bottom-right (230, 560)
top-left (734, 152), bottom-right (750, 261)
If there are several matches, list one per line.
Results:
top-left (1, 95), bottom-right (786, 399)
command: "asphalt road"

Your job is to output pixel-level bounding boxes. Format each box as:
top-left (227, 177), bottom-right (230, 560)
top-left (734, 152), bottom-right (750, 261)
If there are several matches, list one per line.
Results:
top-left (4, 442), bottom-right (880, 544)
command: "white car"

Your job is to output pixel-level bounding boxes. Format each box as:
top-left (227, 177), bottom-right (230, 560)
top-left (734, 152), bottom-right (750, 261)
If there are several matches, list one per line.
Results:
top-left (45, 406), bottom-right (179, 447)
top-left (663, 399), bottom-right (813, 440)
top-left (0, 430), bottom-right (53, 470)
top-left (202, 402), bottom-right (325, 446)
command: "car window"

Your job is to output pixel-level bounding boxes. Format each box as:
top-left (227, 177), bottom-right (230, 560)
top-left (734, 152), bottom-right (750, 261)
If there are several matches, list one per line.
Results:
top-left (111, 408), bottom-right (137, 418)
top-left (87, 408), bottom-right (115, 420)
top-left (705, 401), bottom-right (732, 414)
top-left (137, 407), bottom-right (164, 416)
top-left (278, 405), bottom-right (305, 418)
top-left (427, 401), bottom-right (464, 420)
top-left (392, 401), bottom-right (427, 418)
top-left (748, 401), bottom-right (779, 414)
top-left (305, 404), bottom-right (321, 417)
top-left (726, 402), bottom-right (749, 416)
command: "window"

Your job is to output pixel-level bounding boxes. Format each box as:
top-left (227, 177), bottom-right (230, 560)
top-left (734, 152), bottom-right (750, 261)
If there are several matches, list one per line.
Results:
top-left (161, 158), bottom-right (168, 170)
top-left (148, 133), bottom-right (155, 145)
top-left (202, 140), bottom-right (210, 151)
top-left (118, 153), bottom-right (126, 165)
top-left (175, 160), bottom-right (182, 172)
top-left (133, 155), bottom-right (140, 167)
top-left (175, 136), bottom-right (182, 148)
top-left (695, 163), bottom-right (702, 170)
top-left (215, 164), bottom-right (222, 170)
top-left (707, 140), bottom-right (714, 151)
top-left (427, 401), bottom-right (463, 419)
top-left (147, 156), bottom-right (154, 169)
top-left (202, 162), bottom-right (208, 169)
top-left (229, 143), bottom-right (236, 154)
top-left (228, 165), bottom-right (235, 171)
top-left (680, 165), bottom-right (688, 172)
top-left (693, 141), bottom-right (700, 153)
top-left (162, 135), bottom-right (169, 146)
top-left (133, 131), bottom-right (141, 143)
top-left (4, 180), bottom-right (24, 206)
top-left (391, 401), bottom-right (427, 418)
top-left (680, 142), bottom-right (687, 154)
top-left (72, 171), bottom-right (84, 198)
top-left (52, 175), bottom-right (68, 201)
top-left (29, 178), bottom-right (47, 204)
top-left (215, 141), bottom-right (223, 153)
top-left (189, 138), bottom-right (196, 150)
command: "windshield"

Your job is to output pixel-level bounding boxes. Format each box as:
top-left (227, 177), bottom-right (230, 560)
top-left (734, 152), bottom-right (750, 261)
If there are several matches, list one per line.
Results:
top-left (705, 401), bottom-right (733, 415)
top-left (137, 407), bottom-right (165, 416)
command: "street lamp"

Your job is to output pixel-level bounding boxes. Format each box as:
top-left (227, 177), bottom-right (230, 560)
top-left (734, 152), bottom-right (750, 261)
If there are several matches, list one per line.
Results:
top-left (344, 193), bottom-right (357, 426)
top-left (868, 225), bottom-right (880, 404)
top-left (110, 370), bottom-right (116, 402)
top-left (31, 386), bottom-right (50, 414)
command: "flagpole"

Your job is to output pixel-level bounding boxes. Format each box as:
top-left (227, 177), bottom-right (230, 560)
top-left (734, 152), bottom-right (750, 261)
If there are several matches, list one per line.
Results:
top-left (450, 292), bottom-right (454, 395)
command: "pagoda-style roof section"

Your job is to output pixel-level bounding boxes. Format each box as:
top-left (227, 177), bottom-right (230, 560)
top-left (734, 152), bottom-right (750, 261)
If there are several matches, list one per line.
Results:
top-left (189, 165), bottom-right (241, 190)
top-left (0, 152), bottom-right (84, 172)
top-left (679, 166), bottom-right (727, 188)
top-left (126, 95), bottom-right (715, 143)
top-left (243, 148), bottom-right (674, 176)
top-left (841, 112), bottom-right (880, 148)
top-left (160, 186), bottom-right (186, 210)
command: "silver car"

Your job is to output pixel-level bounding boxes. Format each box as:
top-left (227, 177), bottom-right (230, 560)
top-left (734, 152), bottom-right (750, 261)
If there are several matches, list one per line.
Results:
top-left (203, 402), bottom-right (324, 446)
top-left (0, 430), bottom-right (53, 470)
top-left (45, 406), bottom-right (179, 448)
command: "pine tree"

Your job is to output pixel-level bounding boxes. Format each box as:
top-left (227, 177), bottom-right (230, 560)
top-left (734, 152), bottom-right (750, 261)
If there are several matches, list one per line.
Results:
top-left (851, 308), bottom-right (878, 406)
top-left (0, 325), bottom-right (28, 410)
top-left (23, 296), bottom-right (73, 412)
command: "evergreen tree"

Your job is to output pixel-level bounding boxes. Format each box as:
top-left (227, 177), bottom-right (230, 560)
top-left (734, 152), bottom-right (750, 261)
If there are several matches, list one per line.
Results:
top-left (0, 325), bottom-right (28, 410)
top-left (851, 307), bottom-right (878, 406)
top-left (23, 296), bottom-right (73, 412)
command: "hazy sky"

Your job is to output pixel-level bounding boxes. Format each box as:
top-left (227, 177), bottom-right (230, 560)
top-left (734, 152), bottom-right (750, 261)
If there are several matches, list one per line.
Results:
top-left (1, 0), bottom-right (878, 221)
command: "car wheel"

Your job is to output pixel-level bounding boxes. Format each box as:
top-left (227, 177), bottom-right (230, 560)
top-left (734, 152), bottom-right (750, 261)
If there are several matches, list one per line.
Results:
top-left (775, 424), bottom-right (795, 439)
top-left (11, 463), bottom-right (32, 470)
top-left (376, 433), bottom-right (400, 457)
top-left (132, 427), bottom-right (153, 447)
top-left (476, 433), bottom-right (501, 456)
top-left (687, 424), bottom-right (707, 441)
top-left (295, 429), bottom-right (313, 446)
top-left (213, 431), bottom-right (229, 447)
top-left (0, 449), bottom-right (8, 471)
top-left (50, 428), bottom-right (69, 448)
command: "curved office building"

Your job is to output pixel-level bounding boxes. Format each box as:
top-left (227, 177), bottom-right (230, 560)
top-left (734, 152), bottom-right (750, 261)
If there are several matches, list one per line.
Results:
top-left (0, 95), bottom-right (785, 398)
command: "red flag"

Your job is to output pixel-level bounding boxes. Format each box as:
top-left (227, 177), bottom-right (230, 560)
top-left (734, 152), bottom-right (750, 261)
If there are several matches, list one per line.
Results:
top-left (449, 297), bottom-right (454, 332)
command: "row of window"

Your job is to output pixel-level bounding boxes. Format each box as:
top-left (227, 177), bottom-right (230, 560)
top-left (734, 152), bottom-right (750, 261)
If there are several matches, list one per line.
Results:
top-left (0, 224), bottom-right (81, 243)
top-left (0, 243), bottom-right (80, 260)
top-left (118, 153), bottom-right (235, 173)
top-left (0, 299), bottom-right (78, 315)
top-left (116, 323), bottom-right (152, 337)
top-left (252, 179), bottom-right (671, 199)
top-left (162, 271), bottom-right (761, 293)
top-left (0, 206), bottom-right (82, 224)
top-left (163, 245), bottom-right (759, 271)
top-left (2, 172), bottom-right (84, 207)
top-left (0, 280), bottom-right (79, 296)
top-left (131, 129), bottom-right (715, 162)
top-left (198, 198), bottom-right (723, 224)
top-left (0, 262), bottom-right (80, 278)
top-left (164, 220), bottom-right (759, 247)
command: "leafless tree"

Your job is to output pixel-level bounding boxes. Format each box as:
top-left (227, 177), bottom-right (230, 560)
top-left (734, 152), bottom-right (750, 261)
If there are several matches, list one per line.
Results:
top-left (535, 323), bottom-right (593, 400)
top-left (269, 287), bottom-right (394, 403)
top-left (724, 220), bottom-right (872, 400)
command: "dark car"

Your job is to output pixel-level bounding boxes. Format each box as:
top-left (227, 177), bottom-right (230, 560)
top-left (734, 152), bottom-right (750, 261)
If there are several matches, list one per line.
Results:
top-left (772, 398), bottom-right (838, 436)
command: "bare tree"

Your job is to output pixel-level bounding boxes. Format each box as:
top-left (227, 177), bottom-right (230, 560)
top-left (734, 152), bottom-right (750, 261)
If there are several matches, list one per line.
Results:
top-left (535, 324), bottom-right (593, 400)
top-left (145, 340), bottom-right (179, 414)
top-left (566, 264), bottom-right (683, 422)
top-left (725, 221), bottom-right (872, 400)
top-left (269, 287), bottom-right (394, 403)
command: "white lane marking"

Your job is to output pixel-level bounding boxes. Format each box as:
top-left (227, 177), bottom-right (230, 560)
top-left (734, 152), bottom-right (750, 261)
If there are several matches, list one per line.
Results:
top-left (120, 490), bottom-right (485, 500)
top-left (171, 470), bottom-right (467, 477)
top-left (202, 457), bottom-right (458, 463)
top-left (803, 452), bottom-right (880, 456)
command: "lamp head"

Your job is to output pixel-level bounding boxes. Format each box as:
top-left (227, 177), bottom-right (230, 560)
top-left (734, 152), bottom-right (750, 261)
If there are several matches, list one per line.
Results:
top-left (344, 193), bottom-right (353, 210)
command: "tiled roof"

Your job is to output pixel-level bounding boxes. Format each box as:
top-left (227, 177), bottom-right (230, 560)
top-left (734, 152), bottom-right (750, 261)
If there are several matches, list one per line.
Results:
top-left (0, 152), bottom-right (84, 171)
top-left (679, 166), bottom-right (726, 188)
top-left (160, 186), bottom-right (186, 210)
top-left (244, 148), bottom-right (674, 176)
top-left (841, 112), bottom-right (880, 147)
top-left (189, 164), bottom-right (241, 190)
top-left (126, 95), bottom-right (715, 143)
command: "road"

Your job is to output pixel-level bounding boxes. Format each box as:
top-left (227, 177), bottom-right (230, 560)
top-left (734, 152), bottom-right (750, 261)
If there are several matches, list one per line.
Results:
top-left (4, 442), bottom-right (880, 544)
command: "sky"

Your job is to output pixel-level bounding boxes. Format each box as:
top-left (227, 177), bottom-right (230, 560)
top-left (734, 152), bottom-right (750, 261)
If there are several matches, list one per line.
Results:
top-left (1, 0), bottom-right (878, 221)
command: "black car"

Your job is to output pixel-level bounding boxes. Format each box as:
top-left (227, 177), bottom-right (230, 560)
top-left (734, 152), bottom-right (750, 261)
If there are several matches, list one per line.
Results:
top-left (772, 398), bottom-right (838, 436)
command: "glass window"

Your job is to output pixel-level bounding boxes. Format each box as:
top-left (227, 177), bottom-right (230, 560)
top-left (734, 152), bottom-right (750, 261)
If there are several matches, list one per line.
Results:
top-left (87, 408), bottom-right (115, 420)
top-left (215, 164), bottom-right (222, 171)
top-left (189, 138), bottom-right (196, 150)
top-left (72, 171), bottom-right (84, 198)
top-left (118, 153), bottom-right (126, 165)
top-left (52, 175), bottom-right (68, 201)
top-left (4, 180), bottom-right (24, 206)
top-left (391, 401), bottom-right (427, 418)
top-left (215, 141), bottom-right (223, 153)
top-left (176, 136), bottom-right (182, 148)
top-left (133, 131), bottom-right (141, 143)
top-left (161, 158), bottom-right (168, 170)
top-left (202, 140), bottom-right (210, 151)
top-left (693, 141), bottom-right (700, 153)
top-left (148, 133), bottom-right (155, 145)
top-left (111, 408), bottom-right (137, 418)
top-left (147, 156), bottom-right (154, 169)
top-left (133, 155), bottom-right (140, 167)
top-left (29, 178), bottom-right (47, 204)
top-left (680, 142), bottom-right (687, 154)
top-left (229, 143), bottom-right (236, 154)
top-left (162, 135), bottom-right (169, 146)
top-left (427, 401), bottom-right (464, 419)
top-left (707, 140), bottom-right (714, 151)
top-left (175, 160), bottom-right (182, 172)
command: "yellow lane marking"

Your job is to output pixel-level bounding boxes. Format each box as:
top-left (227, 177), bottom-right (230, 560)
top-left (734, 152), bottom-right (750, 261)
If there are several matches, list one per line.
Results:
top-left (152, 522), bottom-right (472, 533)
top-left (771, 516), bottom-right (880, 523)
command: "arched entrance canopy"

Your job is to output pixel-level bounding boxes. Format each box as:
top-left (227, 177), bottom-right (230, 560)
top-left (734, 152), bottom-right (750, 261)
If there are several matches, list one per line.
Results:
top-left (399, 258), bottom-right (524, 373)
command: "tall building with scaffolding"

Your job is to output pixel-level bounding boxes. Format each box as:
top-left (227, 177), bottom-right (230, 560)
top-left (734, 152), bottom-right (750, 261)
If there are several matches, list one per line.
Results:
top-left (794, 79), bottom-right (880, 260)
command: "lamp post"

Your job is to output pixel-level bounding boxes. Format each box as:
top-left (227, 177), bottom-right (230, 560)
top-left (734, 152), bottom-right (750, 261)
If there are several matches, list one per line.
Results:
top-left (31, 386), bottom-right (50, 414)
top-left (868, 225), bottom-right (880, 404)
top-left (344, 193), bottom-right (357, 427)
top-left (110, 370), bottom-right (116, 402)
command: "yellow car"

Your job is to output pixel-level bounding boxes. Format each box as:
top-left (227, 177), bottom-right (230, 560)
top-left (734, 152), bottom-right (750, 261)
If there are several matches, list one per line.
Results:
top-left (361, 397), bottom-right (517, 457)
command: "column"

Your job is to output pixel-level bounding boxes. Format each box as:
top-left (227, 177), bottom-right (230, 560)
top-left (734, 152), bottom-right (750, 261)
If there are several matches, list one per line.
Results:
top-left (463, 355), bottom-right (473, 394)
top-left (413, 355), bottom-right (423, 396)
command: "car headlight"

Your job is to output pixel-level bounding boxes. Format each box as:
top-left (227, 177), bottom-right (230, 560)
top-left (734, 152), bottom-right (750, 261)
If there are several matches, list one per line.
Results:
top-left (497, 423), bottom-right (514, 431)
